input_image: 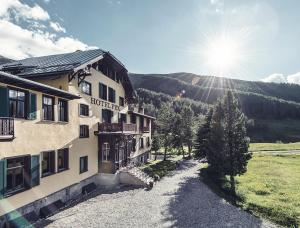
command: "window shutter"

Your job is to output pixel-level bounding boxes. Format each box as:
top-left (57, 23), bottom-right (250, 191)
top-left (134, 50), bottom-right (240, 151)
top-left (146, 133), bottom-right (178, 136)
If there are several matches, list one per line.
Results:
top-left (27, 93), bottom-right (37, 120)
top-left (0, 86), bottom-right (8, 117)
top-left (0, 159), bottom-right (7, 198)
top-left (31, 155), bottom-right (40, 187)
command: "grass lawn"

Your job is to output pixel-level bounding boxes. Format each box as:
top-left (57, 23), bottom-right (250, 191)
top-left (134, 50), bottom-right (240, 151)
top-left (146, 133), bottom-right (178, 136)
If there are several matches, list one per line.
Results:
top-left (139, 154), bottom-right (182, 179)
top-left (202, 153), bottom-right (300, 227)
top-left (236, 153), bottom-right (300, 227)
top-left (250, 142), bottom-right (300, 151)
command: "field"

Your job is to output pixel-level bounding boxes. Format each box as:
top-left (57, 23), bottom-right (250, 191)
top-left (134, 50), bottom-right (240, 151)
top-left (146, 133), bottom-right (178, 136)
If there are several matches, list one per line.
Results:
top-left (200, 143), bottom-right (300, 227)
top-left (250, 142), bottom-right (300, 151)
top-left (236, 152), bottom-right (300, 227)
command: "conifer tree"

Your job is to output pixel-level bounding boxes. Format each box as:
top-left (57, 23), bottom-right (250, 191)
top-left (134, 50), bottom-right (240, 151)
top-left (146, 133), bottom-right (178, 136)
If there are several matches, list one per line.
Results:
top-left (194, 108), bottom-right (213, 160)
top-left (180, 106), bottom-right (195, 158)
top-left (152, 131), bottom-right (162, 160)
top-left (222, 91), bottom-right (251, 196)
top-left (157, 104), bottom-right (174, 160)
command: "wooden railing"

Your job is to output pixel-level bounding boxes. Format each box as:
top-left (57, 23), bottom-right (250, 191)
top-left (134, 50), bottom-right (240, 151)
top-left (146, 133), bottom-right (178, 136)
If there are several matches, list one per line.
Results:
top-left (98, 122), bottom-right (137, 133)
top-left (0, 117), bottom-right (14, 138)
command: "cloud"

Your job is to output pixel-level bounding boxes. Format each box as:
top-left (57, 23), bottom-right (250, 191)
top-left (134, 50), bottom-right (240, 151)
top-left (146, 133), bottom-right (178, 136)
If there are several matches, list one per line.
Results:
top-left (50, 21), bottom-right (66, 33)
top-left (0, 0), bottom-right (50, 21)
top-left (287, 72), bottom-right (300, 84)
top-left (0, 0), bottom-right (96, 60)
top-left (261, 73), bottom-right (287, 83)
top-left (261, 72), bottom-right (300, 85)
top-left (0, 20), bottom-right (94, 59)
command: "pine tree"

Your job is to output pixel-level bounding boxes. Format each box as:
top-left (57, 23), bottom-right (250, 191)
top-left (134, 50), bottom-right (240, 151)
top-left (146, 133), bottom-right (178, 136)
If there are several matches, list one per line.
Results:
top-left (180, 106), bottom-right (195, 158)
top-left (207, 101), bottom-right (226, 177)
top-left (152, 131), bottom-right (162, 160)
top-left (157, 104), bottom-right (174, 161)
top-left (222, 91), bottom-right (251, 196)
top-left (171, 113), bottom-right (185, 157)
top-left (194, 108), bottom-right (213, 160)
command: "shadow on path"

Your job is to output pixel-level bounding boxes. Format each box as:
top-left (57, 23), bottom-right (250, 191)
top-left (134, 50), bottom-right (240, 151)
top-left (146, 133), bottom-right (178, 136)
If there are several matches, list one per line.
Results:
top-left (162, 173), bottom-right (266, 228)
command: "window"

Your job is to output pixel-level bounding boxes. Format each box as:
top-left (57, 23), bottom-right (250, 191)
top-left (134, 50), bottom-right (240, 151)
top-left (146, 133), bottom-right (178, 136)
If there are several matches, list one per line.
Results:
top-left (102, 142), bottom-right (110, 161)
top-left (79, 125), bottom-right (89, 138)
top-left (80, 81), bottom-right (92, 95)
top-left (102, 109), bottom-right (113, 123)
top-left (132, 138), bottom-right (136, 151)
top-left (9, 89), bottom-right (25, 118)
top-left (58, 99), bottom-right (68, 122)
top-left (108, 87), bottom-right (116, 103)
top-left (119, 97), bottom-right (125, 107)
top-left (130, 114), bottom-right (136, 124)
top-left (79, 104), bottom-right (89, 116)
top-left (58, 148), bottom-right (69, 172)
top-left (80, 156), bottom-right (88, 173)
top-left (147, 137), bottom-right (150, 147)
top-left (99, 83), bottom-right (107, 100)
top-left (43, 95), bottom-right (54, 121)
top-left (42, 151), bottom-right (55, 177)
top-left (119, 113), bottom-right (126, 123)
top-left (6, 156), bottom-right (30, 194)
top-left (140, 138), bottom-right (144, 149)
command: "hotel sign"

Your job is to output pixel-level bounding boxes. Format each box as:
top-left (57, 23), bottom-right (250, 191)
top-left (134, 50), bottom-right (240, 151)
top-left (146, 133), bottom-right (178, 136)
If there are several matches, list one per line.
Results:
top-left (91, 97), bottom-right (120, 111)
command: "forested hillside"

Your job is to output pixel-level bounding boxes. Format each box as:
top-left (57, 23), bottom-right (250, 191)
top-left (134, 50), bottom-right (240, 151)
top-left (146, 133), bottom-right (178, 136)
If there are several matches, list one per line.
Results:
top-left (130, 73), bottom-right (300, 142)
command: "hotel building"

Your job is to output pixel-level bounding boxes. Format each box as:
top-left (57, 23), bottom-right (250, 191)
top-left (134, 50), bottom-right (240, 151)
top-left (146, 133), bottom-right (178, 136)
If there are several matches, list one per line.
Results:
top-left (0, 49), bottom-right (154, 225)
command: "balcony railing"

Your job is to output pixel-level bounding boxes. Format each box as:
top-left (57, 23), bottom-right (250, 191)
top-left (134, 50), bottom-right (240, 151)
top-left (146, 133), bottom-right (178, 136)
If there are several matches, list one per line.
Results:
top-left (98, 122), bottom-right (137, 134)
top-left (0, 117), bottom-right (14, 139)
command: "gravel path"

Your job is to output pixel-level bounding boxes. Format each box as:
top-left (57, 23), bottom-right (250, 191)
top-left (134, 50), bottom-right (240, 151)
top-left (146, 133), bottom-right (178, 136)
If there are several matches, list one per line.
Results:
top-left (39, 160), bottom-right (277, 228)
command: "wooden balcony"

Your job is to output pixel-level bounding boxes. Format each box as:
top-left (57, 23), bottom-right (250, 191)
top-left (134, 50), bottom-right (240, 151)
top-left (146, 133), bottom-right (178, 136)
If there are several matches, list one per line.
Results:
top-left (97, 122), bottom-right (137, 134)
top-left (0, 117), bottom-right (14, 140)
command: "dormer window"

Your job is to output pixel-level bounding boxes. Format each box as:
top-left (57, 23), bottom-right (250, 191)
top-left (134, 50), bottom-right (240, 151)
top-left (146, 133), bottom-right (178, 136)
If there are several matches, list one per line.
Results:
top-left (80, 81), bottom-right (92, 96)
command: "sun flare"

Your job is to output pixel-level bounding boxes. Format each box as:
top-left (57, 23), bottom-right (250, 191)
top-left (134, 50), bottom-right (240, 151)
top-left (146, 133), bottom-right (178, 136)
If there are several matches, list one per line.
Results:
top-left (204, 34), bottom-right (242, 76)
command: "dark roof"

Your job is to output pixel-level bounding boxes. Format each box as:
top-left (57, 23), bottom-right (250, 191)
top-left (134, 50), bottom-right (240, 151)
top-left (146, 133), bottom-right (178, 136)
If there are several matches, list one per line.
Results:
top-left (0, 49), bottom-right (135, 101)
top-left (0, 71), bottom-right (80, 100)
top-left (0, 49), bottom-right (106, 77)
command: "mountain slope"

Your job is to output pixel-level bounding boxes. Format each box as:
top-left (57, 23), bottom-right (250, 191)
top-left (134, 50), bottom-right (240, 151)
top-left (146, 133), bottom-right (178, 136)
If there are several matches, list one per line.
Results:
top-left (130, 73), bottom-right (300, 142)
top-left (0, 56), bottom-right (14, 65)
top-left (130, 73), bottom-right (300, 103)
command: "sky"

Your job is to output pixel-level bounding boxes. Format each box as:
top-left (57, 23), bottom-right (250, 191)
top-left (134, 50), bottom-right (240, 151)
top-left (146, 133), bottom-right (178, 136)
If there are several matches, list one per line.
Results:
top-left (0, 0), bottom-right (299, 83)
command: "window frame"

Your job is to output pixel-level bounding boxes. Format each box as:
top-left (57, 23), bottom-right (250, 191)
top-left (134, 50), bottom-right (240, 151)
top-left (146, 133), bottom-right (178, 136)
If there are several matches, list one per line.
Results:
top-left (119, 97), bottom-right (125, 107)
top-left (99, 83), bottom-right (107, 100)
top-left (108, 87), bottom-right (116, 103)
top-left (140, 138), bottom-right (144, 149)
top-left (79, 104), bottom-right (89, 117)
top-left (102, 109), bottom-right (113, 123)
top-left (5, 155), bottom-right (31, 195)
top-left (58, 99), bottom-right (68, 122)
top-left (79, 125), bottom-right (89, 138)
top-left (42, 95), bottom-right (55, 121)
top-left (102, 142), bottom-right (110, 162)
top-left (80, 81), bottom-right (92, 96)
top-left (8, 88), bottom-right (26, 119)
top-left (57, 148), bottom-right (69, 172)
top-left (79, 156), bottom-right (88, 174)
top-left (41, 151), bottom-right (55, 178)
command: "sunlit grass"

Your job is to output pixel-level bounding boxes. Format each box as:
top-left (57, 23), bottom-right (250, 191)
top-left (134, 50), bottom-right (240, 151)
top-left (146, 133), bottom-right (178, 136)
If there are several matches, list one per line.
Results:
top-left (250, 142), bottom-right (300, 151)
top-left (236, 153), bottom-right (300, 227)
top-left (200, 153), bottom-right (300, 227)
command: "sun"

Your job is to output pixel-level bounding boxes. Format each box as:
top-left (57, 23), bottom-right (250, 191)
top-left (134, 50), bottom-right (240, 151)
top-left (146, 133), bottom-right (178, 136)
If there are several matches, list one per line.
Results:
top-left (204, 34), bottom-right (242, 76)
